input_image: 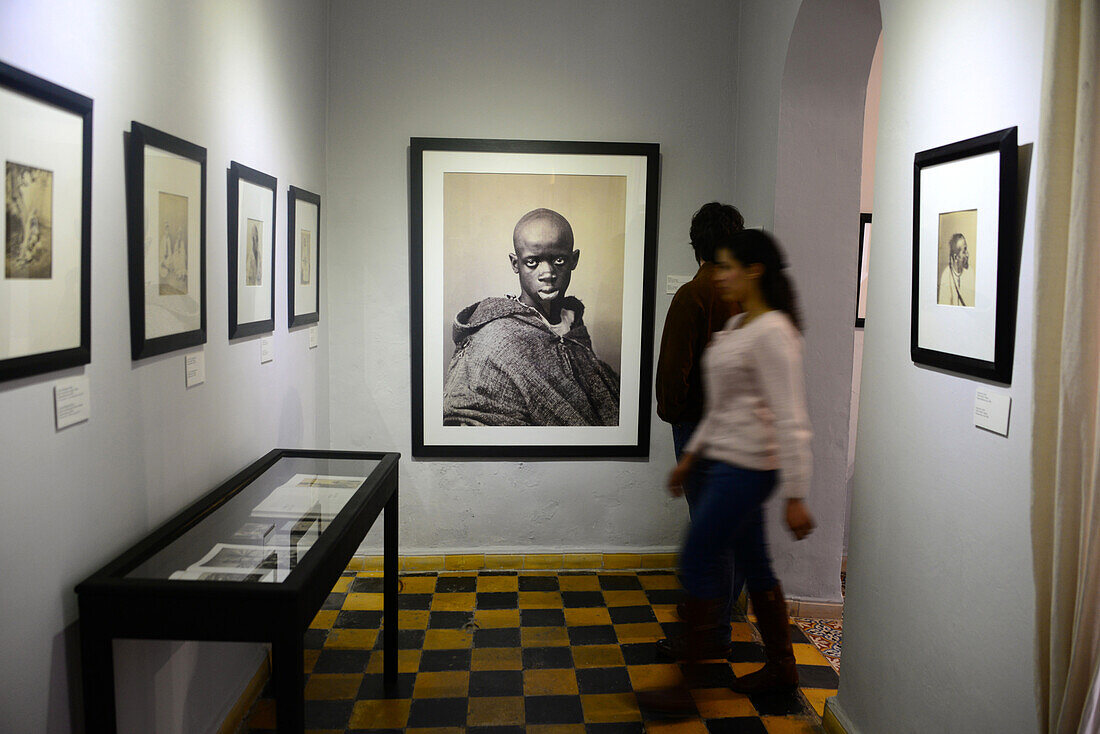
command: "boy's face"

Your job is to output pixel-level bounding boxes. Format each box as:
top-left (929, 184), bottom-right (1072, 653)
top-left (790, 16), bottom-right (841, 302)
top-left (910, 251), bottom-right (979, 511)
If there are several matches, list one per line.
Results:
top-left (510, 217), bottom-right (580, 315)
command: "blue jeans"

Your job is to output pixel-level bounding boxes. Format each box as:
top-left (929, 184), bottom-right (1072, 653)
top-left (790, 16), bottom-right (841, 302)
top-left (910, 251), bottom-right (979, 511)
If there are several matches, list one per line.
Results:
top-left (679, 461), bottom-right (778, 604)
top-left (672, 424), bottom-right (747, 638)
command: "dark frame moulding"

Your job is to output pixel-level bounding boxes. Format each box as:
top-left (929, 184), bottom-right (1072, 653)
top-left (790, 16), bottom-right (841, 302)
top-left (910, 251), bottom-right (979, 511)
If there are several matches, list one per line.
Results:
top-left (409, 136), bottom-right (661, 459)
top-left (287, 185), bottom-right (321, 328)
top-left (855, 211), bottom-right (871, 328)
top-left (0, 61), bottom-right (93, 383)
top-left (911, 126), bottom-right (1020, 384)
top-left (126, 121), bottom-right (208, 360)
top-left (227, 161), bottom-right (278, 339)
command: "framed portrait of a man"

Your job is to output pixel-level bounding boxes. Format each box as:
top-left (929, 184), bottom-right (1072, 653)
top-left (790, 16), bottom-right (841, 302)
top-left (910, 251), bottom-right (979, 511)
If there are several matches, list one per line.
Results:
top-left (912, 127), bottom-right (1019, 383)
top-left (228, 161), bottom-right (276, 339)
top-left (410, 138), bottom-right (660, 458)
top-left (287, 185), bottom-right (320, 327)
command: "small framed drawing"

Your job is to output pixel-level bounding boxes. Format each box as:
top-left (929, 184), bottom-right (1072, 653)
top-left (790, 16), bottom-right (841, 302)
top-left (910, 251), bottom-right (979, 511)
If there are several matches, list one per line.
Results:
top-left (126, 122), bottom-right (207, 359)
top-left (287, 186), bottom-right (320, 327)
top-left (410, 137), bottom-right (660, 458)
top-left (855, 212), bottom-right (871, 327)
top-left (228, 162), bottom-right (276, 338)
top-left (0, 61), bottom-right (92, 383)
top-left (912, 126), bottom-right (1018, 383)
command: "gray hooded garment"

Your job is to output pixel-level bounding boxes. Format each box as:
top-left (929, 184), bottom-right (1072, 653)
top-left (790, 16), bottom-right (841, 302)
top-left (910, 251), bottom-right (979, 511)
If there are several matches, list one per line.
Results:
top-left (442, 296), bottom-right (620, 426)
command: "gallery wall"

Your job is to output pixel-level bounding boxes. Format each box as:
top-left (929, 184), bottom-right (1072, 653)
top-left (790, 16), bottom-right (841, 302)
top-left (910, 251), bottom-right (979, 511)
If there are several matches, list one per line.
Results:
top-left (0, 1), bottom-right (330, 731)
top-left (833, 0), bottom-right (1043, 731)
top-left (325, 0), bottom-right (744, 557)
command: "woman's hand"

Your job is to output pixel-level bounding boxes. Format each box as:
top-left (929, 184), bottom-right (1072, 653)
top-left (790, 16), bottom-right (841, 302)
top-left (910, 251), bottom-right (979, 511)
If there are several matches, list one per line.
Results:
top-left (785, 498), bottom-right (815, 540)
top-left (667, 453), bottom-right (697, 497)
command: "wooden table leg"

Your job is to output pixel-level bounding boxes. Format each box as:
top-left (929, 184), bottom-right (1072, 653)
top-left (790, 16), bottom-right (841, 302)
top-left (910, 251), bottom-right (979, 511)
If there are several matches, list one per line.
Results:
top-left (383, 486), bottom-right (398, 692)
top-left (79, 612), bottom-right (117, 733)
top-left (273, 632), bottom-right (304, 734)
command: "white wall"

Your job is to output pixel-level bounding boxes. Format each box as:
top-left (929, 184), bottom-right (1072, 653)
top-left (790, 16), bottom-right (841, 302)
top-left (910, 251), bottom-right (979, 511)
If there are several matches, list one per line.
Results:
top-left (834, 0), bottom-right (1043, 731)
top-left (0, 1), bottom-right (329, 731)
top-left (326, 0), bottom-right (742, 556)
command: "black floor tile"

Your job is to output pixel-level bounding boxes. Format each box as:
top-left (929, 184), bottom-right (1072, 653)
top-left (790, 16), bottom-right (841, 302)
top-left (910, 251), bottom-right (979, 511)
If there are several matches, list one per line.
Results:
top-left (576, 666), bottom-right (633, 694)
top-left (419, 648), bottom-right (472, 671)
top-left (407, 696), bottom-right (467, 727)
top-left (598, 574), bottom-right (643, 590)
top-left (321, 591), bottom-right (347, 610)
top-left (469, 727), bottom-right (525, 734)
top-left (521, 608), bottom-right (566, 627)
top-left (469, 669), bottom-right (524, 697)
top-left (436, 576), bottom-right (477, 593)
top-left (312, 649), bottom-right (371, 674)
top-left (519, 575), bottom-right (561, 591)
top-left (477, 591), bottom-right (518, 609)
top-left (704, 717), bottom-right (771, 733)
top-left (522, 646), bottom-right (574, 669)
top-left (588, 723), bottom-right (646, 733)
top-left (429, 610), bottom-right (474, 628)
top-left (479, 570), bottom-right (518, 576)
top-left (684, 661), bottom-right (736, 688)
top-left (303, 699), bottom-right (354, 729)
top-left (303, 628), bottom-right (328, 649)
top-left (356, 672), bottom-right (416, 700)
top-left (562, 590), bottom-right (605, 607)
top-left (620, 642), bottom-right (665, 666)
top-left (398, 593), bottom-right (433, 610)
top-left (525, 694), bottom-right (585, 724)
top-left (335, 609), bottom-right (382, 628)
top-left (350, 576), bottom-right (384, 593)
top-left (645, 589), bottom-right (684, 605)
top-left (746, 689), bottom-right (808, 717)
top-left (797, 663), bottom-right (840, 688)
top-left (608, 605), bottom-right (657, 624)
top-left (474, 627), bottom-right (521, 647)
top-left (568, 624), bottom-right (618, 646)
top-left (729, 641), bottom-right (766, 662)
top-left (790, 624), bottom-right (810, 644)
top-left (372, 628), bottom-right (424, 650)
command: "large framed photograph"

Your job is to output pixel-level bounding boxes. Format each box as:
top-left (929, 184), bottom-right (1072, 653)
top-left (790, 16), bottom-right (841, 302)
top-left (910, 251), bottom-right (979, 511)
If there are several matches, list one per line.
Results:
top-left (0, 61), bottom-right (92, 383)
top-left (912, 127), bottom-right (1018, 383)
top-left (126, 122), bottom-right (207, 360)
top-left (228, 161), bottom-right (276, 338)
top-left (287, 186), bottom-right (320, 327)
top-left (410, 138), bottom-right (660, 458)
top-left (855, 212), bottom-right (871, 328)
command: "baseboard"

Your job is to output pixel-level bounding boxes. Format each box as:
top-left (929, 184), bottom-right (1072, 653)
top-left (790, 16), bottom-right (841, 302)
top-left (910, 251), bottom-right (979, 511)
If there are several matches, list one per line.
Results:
top-left (823, 696), bottom-right (859, 734)
top-left (218, 649), bottom-right (271, 734)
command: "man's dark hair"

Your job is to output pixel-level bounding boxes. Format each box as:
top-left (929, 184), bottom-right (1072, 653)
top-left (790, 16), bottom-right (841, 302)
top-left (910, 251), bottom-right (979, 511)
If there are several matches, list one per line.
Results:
top-left (689, 202), bottom-right (745, 263)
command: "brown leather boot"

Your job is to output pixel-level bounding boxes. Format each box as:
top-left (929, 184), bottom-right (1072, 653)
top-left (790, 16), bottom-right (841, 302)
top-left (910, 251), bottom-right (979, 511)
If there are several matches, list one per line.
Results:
top-left (729, 584), bottom-right (798, 694)
top-left (636, 596), bottom-right (721, 718)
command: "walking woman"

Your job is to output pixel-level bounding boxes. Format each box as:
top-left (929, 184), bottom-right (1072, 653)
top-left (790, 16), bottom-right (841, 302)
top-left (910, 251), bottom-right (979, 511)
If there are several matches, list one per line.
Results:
top-left (639, 228), bottom-right (815, 716)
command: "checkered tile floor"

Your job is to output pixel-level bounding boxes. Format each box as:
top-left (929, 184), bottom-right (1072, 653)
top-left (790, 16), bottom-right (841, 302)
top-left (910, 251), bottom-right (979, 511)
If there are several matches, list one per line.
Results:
top-left (241, 569), bottom-right (837, 733)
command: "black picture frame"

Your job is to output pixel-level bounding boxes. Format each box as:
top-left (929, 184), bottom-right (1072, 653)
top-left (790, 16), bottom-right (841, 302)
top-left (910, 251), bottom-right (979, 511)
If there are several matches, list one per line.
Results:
top-left (911, 126), bottom-right (1019, 383)
top-left (228, 161), bottom-right (277, 339)
top-left (855, 212), bottom-right (871, 328)
top-left (410, 137), bottom-right (661, 458)
top-left (0, 61), bottom-right (92, 383)
top-left (287, 186), bottom-right (320, 328)
top-left (126, 121), bottom-right (207, 360)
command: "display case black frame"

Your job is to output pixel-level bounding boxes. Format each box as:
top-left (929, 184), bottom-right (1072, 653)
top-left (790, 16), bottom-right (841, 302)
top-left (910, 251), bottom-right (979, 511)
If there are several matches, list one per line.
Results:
top-left (75, 448), bottom-right (400, 734)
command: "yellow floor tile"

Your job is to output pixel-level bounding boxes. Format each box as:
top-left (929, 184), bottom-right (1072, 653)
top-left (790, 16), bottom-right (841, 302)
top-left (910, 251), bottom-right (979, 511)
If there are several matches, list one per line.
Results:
top-left (406, 729), bottom-right (464, 734)
top-left (303, 673), bottom-right (362, 700)
top-left (411, 670), bottom-right (469, 698)
top-left (731, 621), bottom-right (757, 642)
top-left (470, 646), bottom-right (523, 671)
top-left (524, 668), bottom-right (579, 696)
top-left (801, 688), bottom-right (834, 717)
top-left (528, 726), bottom-right (585, 734)
top-left (603, 553), bottom-right (642, 569)
top-left (343, 557), bottom-right (364, 572)
top-left (445, 553), bottom-right (485, 570)
top-left (466, 696), bottom-right (525, 726)
top-left (399, 575), bottom-right (437, 593)
top-left (653, 605), bottom-right (680, 623)
top-left (638, 574), bottom-right (682, 590)
top-left (310, 610), bottom-right (337, 629)
top-left (324, 628), bottom-right (377, 649)
top-left (614, 622), bottom-right (665, 643)
top-left (559, 575), bottom-right (601, 591)
top-left (627, 663), bottom-right (682, 691)
top-left (423, 628), bottom-right (473, 650)
top-left (644, 719), bottom-right (709, 733)
top-left (603, 590), bottom-right (651, 607)
top-left (430, 592), bottom-right (475, 611)
top-left (245, 698), bottom-right (275, 728)
top-left (521, 626), bottom-right (570, 647)
top-left (563, 553), bottom-right (604, 569)
top-left (524, 554), bottom-right (564, 569)
top-left (484, 554), bottom-right (524, 569)
top-left (357, 555), bottom-right (383, 571)
top-left (731, 661), bottom-right (765, 678)
top-left (518, 591), bottom-right (563, 608)
top-left (581, 692), bottom-right (643, 723)
top-left (349, 699), bottom-right (410, 729)
top-left (366, 649), bottom-right (420, 674)
top-left (691, 686), bottom-right (757, 718)
top-left (641, 553), bottom-right (678, 569)
top-left (477, 574), bottom-right (518, 592)
top-left (761, 716), bottom-right (824, 734)
top-left (398, 609), bottom-right (430, 629)
top-left (401, 555), bottom-right (445, 572)
top-left (330, 576), bottom-right (353, 594)
top-left (303, 649), bottom-right (319, 675)
top-left (343, 592), bottom-right (383, 611)
top-left (474, 609), bottom-right (520, 628)
top-left (793, 642), bottom-right (829, 666)
top-left (572, 644), bottom-right (625, 668)
top-left (564, 607), bottom-right (613, 626)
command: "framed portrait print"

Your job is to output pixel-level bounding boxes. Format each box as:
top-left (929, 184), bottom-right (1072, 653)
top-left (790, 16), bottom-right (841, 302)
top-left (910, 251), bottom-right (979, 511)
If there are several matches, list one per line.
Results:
top-left (287, 186), bottom-right (320, 327)
top-left (0, 61), bottom-right (92, 383)
top-left (410, 137), bottom-right (660, 458)
top-left (912, 127), bottom-right (1018, 383)
top-left (126, 122), bottom-right (207, 360)
top-left (855, 212), bottom-right (871, 328)
top-left (228, 161), bottom-right (276, 338)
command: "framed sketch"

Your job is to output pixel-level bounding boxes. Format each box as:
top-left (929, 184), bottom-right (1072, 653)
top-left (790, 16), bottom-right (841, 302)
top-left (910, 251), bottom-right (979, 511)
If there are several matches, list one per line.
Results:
top-left (912, 127), bottom-right (1019, 383)
top-left (287, 186), bottom-right (320, 327)
top-left (855, 212), bottom-right (871, 327)
top-left (410, 137), bottom-right (660, 458)
top-left (0, 61), bottom-right (92, 383)
top-left (126, 122), bottom-right (207, 359)
top-left (228, 162), bottom-right (276, 338)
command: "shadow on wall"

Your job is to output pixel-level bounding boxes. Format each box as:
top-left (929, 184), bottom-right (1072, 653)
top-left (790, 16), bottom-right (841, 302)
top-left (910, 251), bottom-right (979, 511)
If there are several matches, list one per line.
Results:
top-left (47, 621), bottom-right (83, 734)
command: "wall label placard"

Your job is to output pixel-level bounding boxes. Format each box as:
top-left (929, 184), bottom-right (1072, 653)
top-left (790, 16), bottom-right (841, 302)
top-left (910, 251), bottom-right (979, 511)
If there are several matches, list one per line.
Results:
top-left (665, 275), bottom-right (692, 295)
top-left (54, 375), bottom-right (90, 429)
top-left (185, 352), bottom-right (205, 387)
top-left (309, 326), bottom-right (318, 349)
top-left (974, 388), bottom-right (1010, 436)
top-left (260, 336), bottom-right (274, 363)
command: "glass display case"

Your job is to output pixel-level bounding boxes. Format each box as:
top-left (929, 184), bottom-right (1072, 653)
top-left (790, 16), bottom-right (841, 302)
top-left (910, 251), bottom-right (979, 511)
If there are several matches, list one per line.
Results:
top-left (75, 448), bottom-right (399, 734)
